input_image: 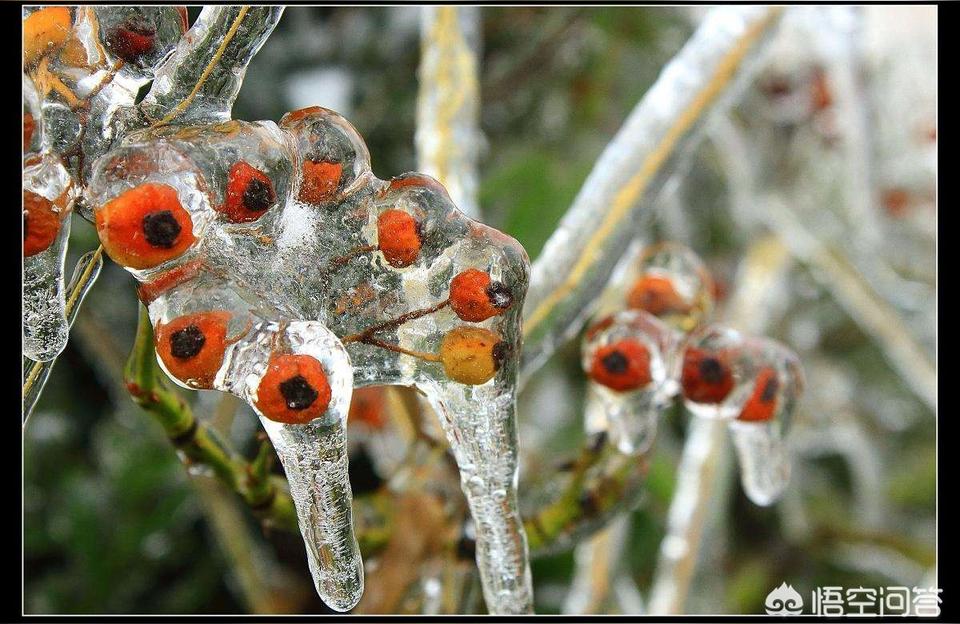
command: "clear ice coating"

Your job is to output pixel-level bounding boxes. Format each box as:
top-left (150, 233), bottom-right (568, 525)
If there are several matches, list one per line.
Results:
top-left (727, 337), bottom-right (805, 506)
top-left (581, 310), bottom-right (679, 455)
top-left (22, 6), bottom-right (187, 362)
top-left (86, 106), bottom-right (533, 613)
top-left (22, 155), bottom-right (72, 362)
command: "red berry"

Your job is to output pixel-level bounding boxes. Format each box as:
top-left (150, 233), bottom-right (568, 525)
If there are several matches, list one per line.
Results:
top-left (256, 354), bottom-right (332, 424)
top-left (219, 161), bottom-right (276, 222)
top-left (298, 160), bottom-right (342, 205)
top-left (377, 209), bottom-right (421, 268)
top-left (96, 183), bottom-right (195, 270)
top-left (589, 339), bottom-right (653, 392)
top-left (681, 346), bottom-right (735, 404)
top-left (105, 22), bottom-right (156, 63)
top-left (24, 113), bottom-right (35, 151)
top-left (156, 311), bottom-right (231, 388)
top-left (348, 387), bottom-right (387, 430)
top-left (23, 190), bottom-right (63, 257)
top-left (449, 269), bottom-right (513, 322)
top-left (738, 367), bottom-right (780, 422)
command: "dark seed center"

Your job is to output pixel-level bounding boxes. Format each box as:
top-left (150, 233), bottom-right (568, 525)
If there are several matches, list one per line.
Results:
top-left (698, 357), bottom-right (726, 384)
top-left (279, 375), bottom-right (318, 410)
top-left (486, 282), bottom-right (514, 309)
top-left (242, 178), bottom-right (274, 212)
top-left (170, 325), bottom-right (206, 359)
top-left (142, 210), bottom-right (182, 248)
top-left (492, 341), bottom-right (510, 371)
top-left (760, 376), bottom-right (780, 403)
top-left (601, 350), bottom-right (629, 375)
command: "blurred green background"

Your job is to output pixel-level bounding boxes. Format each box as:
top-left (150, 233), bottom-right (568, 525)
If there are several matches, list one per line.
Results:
top-left (24, 6), bottom-right (936, 615)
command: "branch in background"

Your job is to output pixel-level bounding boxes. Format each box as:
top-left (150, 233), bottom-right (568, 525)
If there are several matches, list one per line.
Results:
top-left (23, 247), bottom-right (103, 423)
top-left (520, 6), bottom-right (784, 384)
top-left (141, 6), bottom-right (284, 126)
top-left (524, 434), bottom-right (648, 556)
top-left (711, 115), bottom-right (936, 412)
top-left (648, 237), bottom-right (794, 614)
top-left (416, 6), bottom-right (482, 219)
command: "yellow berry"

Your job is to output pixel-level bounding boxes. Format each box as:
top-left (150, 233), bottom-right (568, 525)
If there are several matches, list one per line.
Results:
top-left (439, 327), bottom-right (508, 385)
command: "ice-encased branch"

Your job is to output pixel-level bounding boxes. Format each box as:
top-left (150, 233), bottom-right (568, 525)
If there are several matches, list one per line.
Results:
top-left (648, 237), bottom-right (794, 614)
top-left (123, 306), bottom-right (300, 532)
top-left (520, 6), bottom-right (783, 383)
top-left (141, 6), bottom-right (284, 126)
top-left (416, 6), bottom-right (482, 219)
top-left (23, 248), bottom-right (103, 423)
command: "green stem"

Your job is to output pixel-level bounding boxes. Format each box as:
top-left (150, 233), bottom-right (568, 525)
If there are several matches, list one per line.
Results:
top-left (523, 434), bottom-right (648, 556)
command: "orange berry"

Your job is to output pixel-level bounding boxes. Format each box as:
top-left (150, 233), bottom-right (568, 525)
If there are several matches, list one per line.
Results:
top-left (449, 269), bottom-right (514, 322)
top-left (589, 339), bottom-right (653, 392)
top-left (738, 367), bottom-right (780, 422)
top-left (377, 209), bottom-right (421, 268)
top-left (298, 160), bottom-right (343, 204)
top-left (105, 21), bottom-right (156, 63)
top-left (440, 327), bottom-right (508, 386)
top-left (23, 7), bottom-right (72, 66)
top-left (23, 190), bottom-right (62, 257)
top-left (155, 311), bottom-right (231, 388)
top-left (219, 161), bottom-right (275, 222)
top-left (96, 183), bottom-right (195, 269)
top-left (24, 113), bottom-right (35, 151)
top-left (681, 346), bottom-right (735, 404)
top-left (348, 386), bottom-right (387, 430)
top-left (256, 354), bottom-right (332, 424)
top-left (626, 275), bottom-right (690, 317)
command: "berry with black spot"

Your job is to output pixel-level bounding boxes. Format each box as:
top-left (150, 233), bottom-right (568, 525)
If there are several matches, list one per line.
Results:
top-left (23, 190), bottom-right (62, 257)
top-left (738, 367), bottom-right (780, 422)
top-left (377, 209), bottom-right (422, 268)
top-left (155, 311), bottom-right (231, 388)
top-left (96, 183), bottom-right (195, 269)
top-left (680, 346), bottom-right (735, 404)
top-left (256, 354), bottom-right (332, 424)
top-left (219, 161), bottom-right (276, 222)
top-left (588, 339), bottom-right (653, 392)
top-left (440, 327), bottom-right (506, 385)
top-left (449, 269), bottom-right (514, 322)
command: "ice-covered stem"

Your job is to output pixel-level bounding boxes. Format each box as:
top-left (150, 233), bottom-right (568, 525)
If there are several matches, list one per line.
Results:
top-left (520, 6), bottom-right (783, 383)
top-left (416, 6), bottom-right (482, 218)
top-left (524, 434), bottom-right (648, 556)
top-left (140, 6), bottom-right (284, 126)
top-left (124, 305), bottom-right (299, 532)
top-left (648, 417), bottom-right (726, 614)
top-left (648, 237), bottom-right (793, 614)
top-left (563, 515), bottom-right (638, 614)
top-left (23, 248), bottom-right (104, 423)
